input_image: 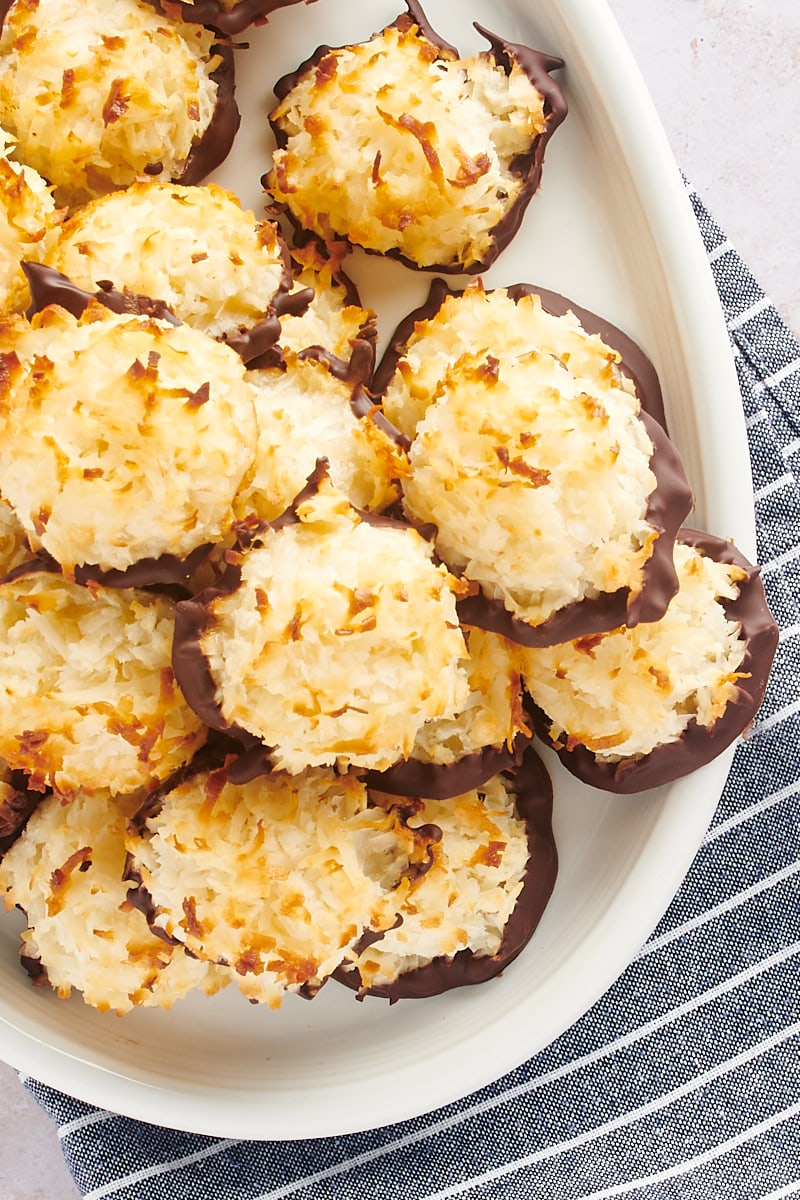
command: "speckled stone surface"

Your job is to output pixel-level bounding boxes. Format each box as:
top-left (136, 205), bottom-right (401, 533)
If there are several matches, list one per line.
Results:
top-left (0, 4), bottom-right (796, 1197)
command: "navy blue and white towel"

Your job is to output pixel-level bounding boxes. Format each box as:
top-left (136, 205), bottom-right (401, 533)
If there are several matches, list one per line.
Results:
top-left (21, 188), bottom-right (800, 1199)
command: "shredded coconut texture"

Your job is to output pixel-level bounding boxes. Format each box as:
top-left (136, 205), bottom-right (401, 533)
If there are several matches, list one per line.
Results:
top-left (0, 303), bottom-right (257, 573)
top-left (0, 127), bottom-right (62, 312)
top-left (127, 765), bottom-right (427, 1006)
top-left (267, 20), bottom-right (547, 269)
top-left (199, 477), bottom-right (469, 773)
top-left (0, 0), bottom-right (221, 205)
top-left (410, 628), bottom-right (529, 766)
top-left (278, 241), bottom-right (375, 359)
top-left (520, 542), bottom-right (749, 761)
top-left (46, 181), bottom-right (289, 341)
top-left (0, 497), bottom-right (31, 577)
top-left (0, 788), bottom-right (227, 1013)
top-left (345, 776), bottom-right (530, 988)
top-left (0, 572), bottom-right (207, 795)
top-left (402, 344), bottom-right (656, 626)
top-left (236, 352), bottom-right (407, 522)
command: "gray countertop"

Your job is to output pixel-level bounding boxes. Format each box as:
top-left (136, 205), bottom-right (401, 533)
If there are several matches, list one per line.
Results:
top-left (1, 3), bottom-right (797, 1196)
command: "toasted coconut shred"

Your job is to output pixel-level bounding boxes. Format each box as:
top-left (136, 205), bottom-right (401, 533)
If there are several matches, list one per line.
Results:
top-left (0, 303), bottom-right (257, 573)
top-left (0, 497), bottom-right (32, 576)
top-left (520, 542), bottom-right (750, 761)
top-left (402, 345), bottom-right (656, 627)
top-left (0, 0), bottom-right (222, 205)
top-left (0, 572), bottom-right (206, 795)
top-left (197, 477), bottom-right (469, 773)
top-left (344, 776), bottom-right (530, 990)
top-left (410, 628), bottom-right (529, 766)
top-left (0, 788), bottom-right (227, 1014)
top-left (126, 765), bottom-right (432, 1006)
top-left (267, 20), bottom-right (548, 269)
top-left (235, 352), bottom-right (407, 521)
top-left (278, 241), bottom-right (375, 359)
top-left (0, 128), bottom-right (62, 312)
top-left (46, 181), bottom-right (289, 341)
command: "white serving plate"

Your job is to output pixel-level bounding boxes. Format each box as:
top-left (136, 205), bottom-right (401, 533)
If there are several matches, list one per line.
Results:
top-left (0, 0), bottom-right (754, 1140)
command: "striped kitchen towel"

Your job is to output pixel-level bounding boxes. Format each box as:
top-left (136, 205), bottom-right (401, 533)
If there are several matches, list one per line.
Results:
top-left (22, 187), bottom-right (800, 1199)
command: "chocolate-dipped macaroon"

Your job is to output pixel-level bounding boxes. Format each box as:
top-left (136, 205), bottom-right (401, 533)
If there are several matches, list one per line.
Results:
top-left (0, 299), bottom-right (258, 583)
top-left (0, 567), bottom-right (207, 796)
top-left (266, 1), bottom-right (566, 273)
top-left (336, 749), bottom-right (557, 1000)
top-left (45, 181), bottom-right (294, 361)
top-left (396, 299), bottom-right (692, 646)
top-left (520, 530), bottom-right (779, 793)
top-left (125, 759), bottom-right (439, 1006)
top-left (173, 466), bottom-right (470, 775)
top-left (0, 0), bottom-right (239, 206)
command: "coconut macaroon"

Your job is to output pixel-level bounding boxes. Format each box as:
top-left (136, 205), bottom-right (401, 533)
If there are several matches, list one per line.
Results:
top-left (401, 341), bottom-right (688, 641)
top-left (370, 627), bottom-right (532, 799)
top-left (277, 240), bottom-right (376, 364)
top-left (0, 0), bottom-right (236, 207)
top-left (0, 301), bottom-right (258, 579)
top-left (45, 181), bottom-right (291, 355)
top-left (125, 762), bottom-right (437, 1006)
top-left (266, 4), bottom-right (566, 272)
top-left (0, 787), bottom-right (227, 1013)
top-left (235, 348), bottom-right (408, 523)
top-left (337, 753), bottom-right (557, 999)
top-left (377, 280), bottom-right (665, 440)
top-left (0, 569), bottom-right (207, 796)
top-left (0, 128), bottom-right (62, 312)
top-left (174, 469), bottom-right (470, 775)
top-left (520, 532), bottom-right (779, 793)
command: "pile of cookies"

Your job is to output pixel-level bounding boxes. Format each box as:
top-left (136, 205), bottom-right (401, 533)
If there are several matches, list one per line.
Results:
top-left (0, 0), bottom-right (776, 1016)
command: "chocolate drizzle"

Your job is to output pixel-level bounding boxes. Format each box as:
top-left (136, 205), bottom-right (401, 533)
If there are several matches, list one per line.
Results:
top-left (23, 263), bottom-right (181, 326)
top-left (335, 747), bottom-right (557, 1000)
top-left (528, 529), bottom-right (780, 794)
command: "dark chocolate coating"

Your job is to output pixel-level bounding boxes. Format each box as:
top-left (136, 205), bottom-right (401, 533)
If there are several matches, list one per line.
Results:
top-left (372, 278), bottom-right (667, 430)
top-left (152, 0), bottom-right (311, 36)
top-left (454, 411), bottom-right (692, 646)
top-left (268, 4), bottom-right (567, 275)
top-left (527, 529), bottom-right (780, 794)
top-left (364, 728), bottom-right (532, 801)
top-left (23, 263), bottom-right (181, 326)
top-left (0, 541), bottom-right (209, 596)
top-left (0, 773), bottom-right (44, 858)
top-left (175, 41), bottom-right (240, 185)
top-left (335, 747), bottom-right (557, 1000)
